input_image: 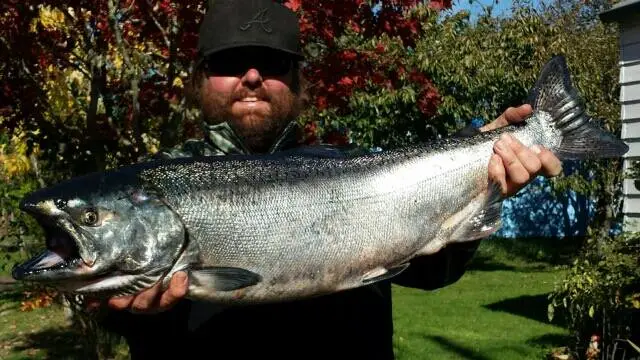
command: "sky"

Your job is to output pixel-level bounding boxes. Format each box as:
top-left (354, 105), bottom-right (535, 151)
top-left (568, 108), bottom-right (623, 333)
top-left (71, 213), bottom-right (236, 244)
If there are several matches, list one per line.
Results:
top-left (451, 0), bottom-right (516, 18)
top-left (449, 0), bottom-right (548, 20)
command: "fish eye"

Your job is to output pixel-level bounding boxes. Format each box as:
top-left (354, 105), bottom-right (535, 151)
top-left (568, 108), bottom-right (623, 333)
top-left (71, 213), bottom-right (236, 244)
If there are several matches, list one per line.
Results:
top-left (81, 208), bottom-right (100, 226)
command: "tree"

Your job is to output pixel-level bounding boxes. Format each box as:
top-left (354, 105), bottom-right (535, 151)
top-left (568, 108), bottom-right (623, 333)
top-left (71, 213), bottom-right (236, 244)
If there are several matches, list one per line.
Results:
top-left (285, 0), bottom-right (451, 150)
top-left (1, 0), bottom-right (204, 179)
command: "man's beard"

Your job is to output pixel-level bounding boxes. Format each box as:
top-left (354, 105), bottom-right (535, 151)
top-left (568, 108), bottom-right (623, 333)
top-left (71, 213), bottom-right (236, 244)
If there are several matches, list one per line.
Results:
top-left (200, 85), bottom-right (302, 153)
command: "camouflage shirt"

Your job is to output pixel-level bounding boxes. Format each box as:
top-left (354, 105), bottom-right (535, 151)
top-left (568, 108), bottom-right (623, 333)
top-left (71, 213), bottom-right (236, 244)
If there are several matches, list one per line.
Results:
top-left (155, 121), bottom-right (291, 157)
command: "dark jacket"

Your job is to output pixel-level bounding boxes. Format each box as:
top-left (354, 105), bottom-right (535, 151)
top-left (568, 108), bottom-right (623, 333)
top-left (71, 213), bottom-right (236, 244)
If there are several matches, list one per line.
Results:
top-left (99, 120), bottom-right (483, 360)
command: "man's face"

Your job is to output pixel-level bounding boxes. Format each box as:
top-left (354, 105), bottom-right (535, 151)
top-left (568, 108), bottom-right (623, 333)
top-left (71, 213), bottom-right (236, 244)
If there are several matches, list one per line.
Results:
top-left (199, 47), bottom-right (302, 153)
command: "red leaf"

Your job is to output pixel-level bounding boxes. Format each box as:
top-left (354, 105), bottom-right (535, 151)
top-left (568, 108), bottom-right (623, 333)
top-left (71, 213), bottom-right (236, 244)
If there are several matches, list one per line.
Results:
top-left (338, 77), bottom-right (354, 86)
top-left (340, 50), bottom-right (358, 62)
top-left (316, 96), bottom-right (328, 110)
top-left (349, 20), bottom-right (362, 33)
top-left (284, 0), bottom-right (302, 12)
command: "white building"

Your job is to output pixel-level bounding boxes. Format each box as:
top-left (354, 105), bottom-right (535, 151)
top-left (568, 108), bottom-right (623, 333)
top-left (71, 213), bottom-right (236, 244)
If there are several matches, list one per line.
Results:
top-left (600, 0), bottom-right (640, 231)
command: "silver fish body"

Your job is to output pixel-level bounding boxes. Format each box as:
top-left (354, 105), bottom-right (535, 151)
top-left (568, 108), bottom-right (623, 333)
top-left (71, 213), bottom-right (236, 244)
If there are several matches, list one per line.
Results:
top-left (12, 56), bottom-right (630, 305)
top-left (150, 123), bottom-right (544, 303)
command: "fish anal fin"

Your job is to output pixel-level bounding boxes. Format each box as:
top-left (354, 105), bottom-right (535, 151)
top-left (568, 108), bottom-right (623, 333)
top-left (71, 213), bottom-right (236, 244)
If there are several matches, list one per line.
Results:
top-left (450, 181), bottom-right (504, 242)
top-left (362, 263), bottom-right (410, 285)
top-left (190, 267), bottom-right (262, 292)
top-left (419, 182), bottom-right (503, 257)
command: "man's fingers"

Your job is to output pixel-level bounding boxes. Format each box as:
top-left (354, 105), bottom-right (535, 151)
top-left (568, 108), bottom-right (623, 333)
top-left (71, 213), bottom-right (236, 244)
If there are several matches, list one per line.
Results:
top-left (108, 295), bottom-right (134, 310)
top-left (85, 298), bottom-right (102, 312)
top-left (501, 134), bottom-right (542, 175)
top-left (493, 134), bottom-right (531, 186)
top-left (480, 104), bottom-right (533, 132)
top-left (503, 104), bottom-right (532, 124)
top-left (488, 154), bottom-right (507, 196)
top-left (159, 272), bottom-right (189, 310)
top-left (532, 145), bottom-right (563, 177)
top-left (130, 282), bottom-right (162, 313)
top-left (103, 273), bottom-right (188, 314)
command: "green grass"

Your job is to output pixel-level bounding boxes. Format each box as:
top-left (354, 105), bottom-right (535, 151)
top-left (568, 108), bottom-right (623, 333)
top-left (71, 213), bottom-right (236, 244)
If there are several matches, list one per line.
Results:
top-left (0, 284), bottom-right (129, 360)
top-left (0, 237), bottom-right (575, 359)
top-left (0, 285), bottom-right (80, 360)
top-left (392, 237), bottom-right (575, 360)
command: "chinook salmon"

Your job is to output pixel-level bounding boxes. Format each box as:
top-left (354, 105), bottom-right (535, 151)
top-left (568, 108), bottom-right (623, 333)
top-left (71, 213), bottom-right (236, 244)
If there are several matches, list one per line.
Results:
top-left (11, 56), bottom-right (629, 305)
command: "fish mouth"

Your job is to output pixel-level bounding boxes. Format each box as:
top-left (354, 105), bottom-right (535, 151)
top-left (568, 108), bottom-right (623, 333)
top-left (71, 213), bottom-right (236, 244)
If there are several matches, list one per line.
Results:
top-left (12, 217), bottom-right (91, 282)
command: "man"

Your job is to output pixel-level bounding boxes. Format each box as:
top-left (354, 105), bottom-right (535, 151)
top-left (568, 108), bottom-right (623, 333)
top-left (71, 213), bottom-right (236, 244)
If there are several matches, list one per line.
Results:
top-left (95, 0), bottom-right (562, 358)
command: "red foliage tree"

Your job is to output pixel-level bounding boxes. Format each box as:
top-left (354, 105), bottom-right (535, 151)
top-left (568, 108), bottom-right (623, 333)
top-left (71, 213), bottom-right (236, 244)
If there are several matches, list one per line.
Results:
top-left (0, 0), bottom-right (452, 179)
top-left (283, 0), bottom-right (451, 147)
top-left (0, 0), bottom-right (204, 177)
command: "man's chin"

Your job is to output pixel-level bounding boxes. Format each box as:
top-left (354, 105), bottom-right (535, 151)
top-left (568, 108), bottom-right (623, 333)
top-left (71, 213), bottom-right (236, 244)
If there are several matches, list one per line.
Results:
top-left (229, 116), bottom-right (290, 152)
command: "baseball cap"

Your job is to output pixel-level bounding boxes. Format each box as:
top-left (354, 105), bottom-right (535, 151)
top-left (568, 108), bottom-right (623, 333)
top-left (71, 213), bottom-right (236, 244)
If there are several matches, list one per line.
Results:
top-left (196, 0), bottom-right (304, 65)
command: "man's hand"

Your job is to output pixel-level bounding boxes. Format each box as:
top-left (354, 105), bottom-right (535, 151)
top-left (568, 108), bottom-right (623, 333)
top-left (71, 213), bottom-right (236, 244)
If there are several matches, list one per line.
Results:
top-left (483, 104), bottom-right (563, 197)
top-left (87, 271), bottom-right (189, 314)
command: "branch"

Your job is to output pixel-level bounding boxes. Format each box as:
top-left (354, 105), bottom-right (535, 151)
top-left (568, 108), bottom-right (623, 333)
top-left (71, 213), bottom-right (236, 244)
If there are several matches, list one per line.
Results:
top-left (108, 0), bottom-right (133, 69)
top-left (108, 0), bottom-right (145, 158)
top-left (151, 52), bottom-right (170, 61)
top-left (160, 11), bottom-right (180, 148)
top-left (145, 0), bottom-right (171, 49)
top-left (121, 0), bottom-right (137, 17)
top-left (61, 6), bottom-right (77, 23)
top-left (29, 154), bottom-right (46, 189)
top-left (68, 51), bottom-right (91, 77)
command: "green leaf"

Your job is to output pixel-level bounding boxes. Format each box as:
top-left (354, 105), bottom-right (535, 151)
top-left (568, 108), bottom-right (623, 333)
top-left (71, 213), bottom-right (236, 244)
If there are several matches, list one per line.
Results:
top-left (547, 303), bottom-right (555, 321)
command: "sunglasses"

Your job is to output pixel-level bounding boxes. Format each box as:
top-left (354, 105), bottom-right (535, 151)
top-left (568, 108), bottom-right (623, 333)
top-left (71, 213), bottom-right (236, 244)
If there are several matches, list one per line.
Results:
top-left (204, 48), bottom-right (294, 77)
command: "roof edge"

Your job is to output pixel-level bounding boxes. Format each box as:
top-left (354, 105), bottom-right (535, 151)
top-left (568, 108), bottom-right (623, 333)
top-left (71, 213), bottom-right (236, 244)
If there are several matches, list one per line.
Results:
top-left (600, 0), bottom-right (640, 22)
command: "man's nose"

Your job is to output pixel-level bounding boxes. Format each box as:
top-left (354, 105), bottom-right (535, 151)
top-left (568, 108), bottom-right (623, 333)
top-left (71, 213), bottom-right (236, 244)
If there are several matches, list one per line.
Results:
top-left (241, 68), bottom-right (263, 88)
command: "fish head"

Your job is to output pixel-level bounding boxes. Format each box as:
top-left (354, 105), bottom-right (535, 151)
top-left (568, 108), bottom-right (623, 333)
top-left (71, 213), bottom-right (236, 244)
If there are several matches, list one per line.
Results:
top-left (12, 170), bottom-right (186, 296)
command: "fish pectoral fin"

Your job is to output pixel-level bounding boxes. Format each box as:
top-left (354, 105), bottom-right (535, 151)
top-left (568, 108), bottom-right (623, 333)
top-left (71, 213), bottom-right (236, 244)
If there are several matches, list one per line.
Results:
top-left (362, 263), bottom-right (410, 285)
top-left (451, 181), bottom-right (504, 242)
top-left (190, 267), bottom-right (262, 292)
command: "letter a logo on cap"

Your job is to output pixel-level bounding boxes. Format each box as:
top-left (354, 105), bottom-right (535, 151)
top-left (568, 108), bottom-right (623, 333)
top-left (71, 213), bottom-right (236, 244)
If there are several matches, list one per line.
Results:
top-left (240, 8), bottom-right (273, 33)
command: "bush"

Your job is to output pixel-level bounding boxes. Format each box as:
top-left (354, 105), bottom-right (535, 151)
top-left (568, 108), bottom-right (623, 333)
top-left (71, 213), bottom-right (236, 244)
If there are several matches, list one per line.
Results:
top-left (0, 131), bottom-right (44, 275)
top-left (548, 232), bottom-right (640, 359)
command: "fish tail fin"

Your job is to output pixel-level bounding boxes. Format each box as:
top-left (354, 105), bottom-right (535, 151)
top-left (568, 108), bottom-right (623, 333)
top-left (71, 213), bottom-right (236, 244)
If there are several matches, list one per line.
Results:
top-left (528, 55), bottom-right (628, 160)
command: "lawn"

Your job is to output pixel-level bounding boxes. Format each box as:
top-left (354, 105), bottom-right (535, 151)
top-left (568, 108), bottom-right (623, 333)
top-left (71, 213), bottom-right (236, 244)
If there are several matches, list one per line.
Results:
top-left (392, 237), bottom-right (575, 360)
top-left (0, 237), bottom-right (574, 359)
top-left (0, 288), bottom-right (81, 360)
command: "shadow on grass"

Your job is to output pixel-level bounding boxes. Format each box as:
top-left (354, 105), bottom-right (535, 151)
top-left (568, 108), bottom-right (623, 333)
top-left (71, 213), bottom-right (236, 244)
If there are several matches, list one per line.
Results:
top-left (0, 288), bottom-right (26, 304)
top-left (467, 236), bottom-right (583, 272)
top-left (467, 253), bottom-right (553, 273)
top-left (467, 254), bottom-right (518, 272)
top-left (484, 293), bottom-right (568, 327)
top-left (424, 335), bottom-right (493, 360)
top-left (526, 333), bottom-right (572, 348)
top-left (11, 327), bottom-right (93, 360)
